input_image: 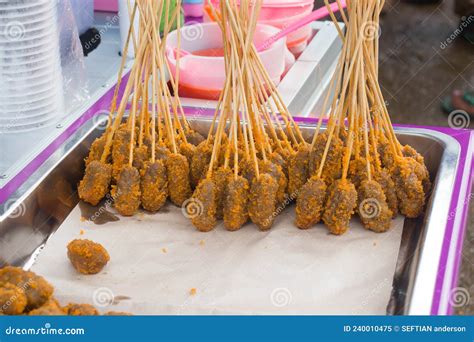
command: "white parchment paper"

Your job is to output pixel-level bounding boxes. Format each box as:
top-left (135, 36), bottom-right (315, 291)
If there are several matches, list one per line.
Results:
top-left (32, 202), bottom-right (404, 315)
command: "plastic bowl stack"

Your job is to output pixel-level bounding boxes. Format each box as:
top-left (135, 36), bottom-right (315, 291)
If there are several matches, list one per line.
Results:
top-left (0, 0), bottom-right (64, 133)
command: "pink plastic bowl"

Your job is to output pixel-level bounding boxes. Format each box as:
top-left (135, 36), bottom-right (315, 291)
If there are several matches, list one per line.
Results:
top-left (205, 0), bottom-right (313, 49)
top-left (166, 22), bottom-right (286, 100)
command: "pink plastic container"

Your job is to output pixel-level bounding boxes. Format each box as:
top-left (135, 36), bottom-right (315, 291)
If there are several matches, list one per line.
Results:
top-left (205, 0), bottom-right (313, 49)
top-left (183, 3), bottom-right (204, 17)
top-left (166, 22), bottom-right (286, 100)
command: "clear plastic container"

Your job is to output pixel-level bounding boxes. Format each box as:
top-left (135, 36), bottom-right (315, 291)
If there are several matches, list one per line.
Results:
top-left (166, 22), bottom-right (286, 100)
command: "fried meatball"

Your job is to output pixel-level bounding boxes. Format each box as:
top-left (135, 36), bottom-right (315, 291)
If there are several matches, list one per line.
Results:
top-left (0, 267), bottom-right (53, 311)
top-left (132, 145), bottom-right (149, 171)
top-left (392, 158), bottom-right (425, 218)
top-left (295, 176), bottom-right (327, 229)
top-left (348, 157), bottom-right (373, 189)
top-left (67, 239), bottom-right (110, 275)
top-left (241, 158), bottom-right (257, 185)
top-left (85, 134), bottom-right (106, 167)
top-left (378, 135), bottom-right (395, 169)
top-left (357, 180), bottom-right (393, 233)
top-left (140, 161), bottom-right (168, 212)
top-left (288, 144), bottom-right (311, 196)
top-left (155, 145), bottom-right (171, 161)
top-left (190, 178), bottom-right (217, 232)
top-left (249, 174), bottom-right (279, 231)
top-left (213, 167), bottom-right (232, 219)
top-left (0, 283), bottom-right (27, 315)
top-left (269, 151), bottom-right (288, 177)
top-left (260, 160), bottom-right (288, 205)
top-left (224, 176), bottom-right (249, 231)
top-left (376, 168), bottom-right (398, 217)
top-left (309, 132), bottom-right (343, 183)
top-left (28, 298), bottom-right (64, 316)
top-left (186, 129), bottom-right (206, 146)
top-left (78, 161), bottom-right (112, 206)
top-left (322, 179), bottom-right (358, 235)
top-left (180, 142), bottom-right (196, 179)
top-left (402, 144), bottom-right (431, 194)
top-left (191, 142), bottom-right (212, 187)
top-left (112, 165), bottom-right (141, 216)
top-left (112, 128), bottom-right (132, 180)
top-left (65, 303), bottom-right (99, 316)
top-left (166, 153), bottom-right (193, 206)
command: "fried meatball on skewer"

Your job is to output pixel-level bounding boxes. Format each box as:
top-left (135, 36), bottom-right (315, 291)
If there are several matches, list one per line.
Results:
top-left (261, 160), bottom-right (288, 205)
top-left (28, 298), bottom-right (64, 316)
top-left (295, 176), bottom-right (327, 229)
top-left (224, 176), bottom-right (249, 231)
top-left (190, 178), bottom-right (217, 232)
top-left (322, 179), bottom-right (358, 235)
top-left (132, 145), bottom-right (149, 171)
top-left (357, 180), bottom-right (393, 233)
top-left (65, 303), bottom-right (99, 316)
top-left (78, 161), bottom-right (112, 206)
top-left (85, 134), bottom-right (107, 167)
top-left (112, 165), bottom-right (141, 216)
top-left (140, 160), bottom-right (168, 212)
top-left (288, 144), bottom-right (310, 195)
top-left (186, 129), bottom-right (206, 146)
top-left (213, 167), bottom-right (232, 219)
top-left (392, 157), bottom-right (425, 218)
top-left (249, 174), bottom-right (279, 231)
top-left (191, 142), bottom-right (212, 187)
top-left (111, 128), bottom-right (132, 180)
top-left (166, 153), bottom-right (193, 206)
top-left (376, 168), bottom-right (398, 217)
top-left (402, 144), bottom-right (431, 194)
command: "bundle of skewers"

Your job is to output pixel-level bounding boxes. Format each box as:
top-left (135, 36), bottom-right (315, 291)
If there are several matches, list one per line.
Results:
top-left (77, 0), bottom-right (431, 236)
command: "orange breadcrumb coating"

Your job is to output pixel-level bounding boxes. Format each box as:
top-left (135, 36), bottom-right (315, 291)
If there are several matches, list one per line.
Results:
top-left (213, 167), bottom-right (232, 219)
top-left (111, 128), bottom-right (133, 180)
top-left (133, 145), bottom-right (149, 171)
top-left (0, 282), bottom-right (27, 315)
top-left (191, 178), bottom-right (217, 232)
top-left (186, 130), bottom-right (206, 146)
top-left (67, 239), bottom-right (110, 275)
top-left (402, 144), bottom-right (431, 194)
top-left (65, 303), bottom-right (99, 316)
top-left (224, 176), bottom-right (249, 231)
top-left (191, 142), bottom-right (212, 187)
top-left (260, 160), bottom-right (288, 205)
top-left (155, 145), bottom-right (171, 161)
top-left (78, 161), bottom-right (112, 206)
top-left (180, 142), bottom-right (197, 181)
top-left (0, 266), bottom-right (54, 311)
top-left (377, 135), bottom-right (395, 169)
top-left (85, 134), bottom-right (106, 167)
top-left (269, 151), bottom-right (288, 177)
top-left (112, 165), bottom-right (141, 216)
top-left (249, 174), bottom-right (279, 231)
top-left (189, 288), bottom-right (197, 296)
top-left (392, 157), bottom-right (425, 218)
top-left (310, 132), bottom-right (343, 183)
top-left (376, 168), bottom-right (398, 217)
top-left (166, 153), bottom-right (193, 206)
top-left (140, 160), bottom-right (168, 212)
top-left (357, 180), bottom-right (393, 233)
top-left (28, 297), bottom-right (65, 316)
top-left (296, 176), bottom-right (327, 229)
top-left (288, 144), bottom-right (310, 195)
top-left (322, 179), bottom-right (358, 235)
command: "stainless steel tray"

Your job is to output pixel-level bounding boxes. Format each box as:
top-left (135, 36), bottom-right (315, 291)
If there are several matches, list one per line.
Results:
top-left (0, 114), bottom-right (462, 315)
